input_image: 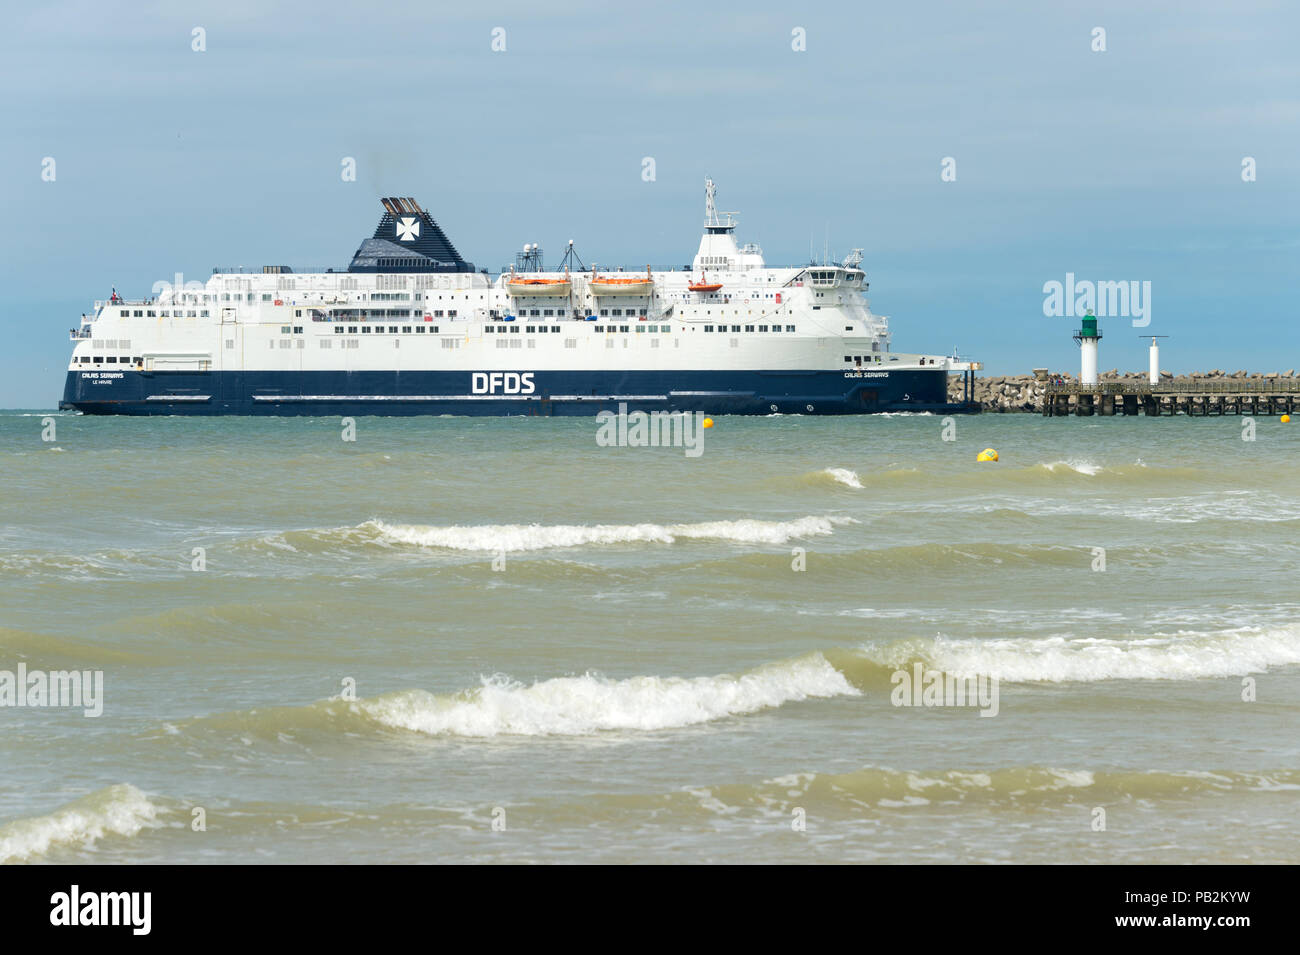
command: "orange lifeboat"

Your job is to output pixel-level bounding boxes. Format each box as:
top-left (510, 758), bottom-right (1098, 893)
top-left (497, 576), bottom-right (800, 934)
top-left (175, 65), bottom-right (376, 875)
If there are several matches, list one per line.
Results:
top-left (589, 267), bottom-right (654, 296)
top-left (688, 279), bottom-right (723, 293)
top-left (506, 270), bottom-right (571, 297)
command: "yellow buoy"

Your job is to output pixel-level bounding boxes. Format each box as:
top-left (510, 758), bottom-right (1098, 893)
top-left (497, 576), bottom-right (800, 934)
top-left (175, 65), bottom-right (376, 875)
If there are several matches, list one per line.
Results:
top-left (702, 417), bottom-right (714, 429)
top-left (976, 448), bottom-right (998, 462)
top-left (1283, 414), bottom-right (1292, 423)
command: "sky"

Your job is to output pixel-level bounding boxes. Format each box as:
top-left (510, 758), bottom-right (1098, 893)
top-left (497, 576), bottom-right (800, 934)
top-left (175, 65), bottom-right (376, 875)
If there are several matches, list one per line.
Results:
top-left (2, 0), bottom-right (1297, 406)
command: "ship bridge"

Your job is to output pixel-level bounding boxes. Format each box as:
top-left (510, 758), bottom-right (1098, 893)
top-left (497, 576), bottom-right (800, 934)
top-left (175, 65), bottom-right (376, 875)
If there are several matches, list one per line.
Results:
top-left (692, 179), bottom-right (765, 273)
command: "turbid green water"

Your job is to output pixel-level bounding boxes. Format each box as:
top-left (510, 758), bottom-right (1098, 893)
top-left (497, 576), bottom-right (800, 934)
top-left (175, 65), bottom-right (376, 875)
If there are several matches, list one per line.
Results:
top-left (1, 411), bottom-right (1297, 863)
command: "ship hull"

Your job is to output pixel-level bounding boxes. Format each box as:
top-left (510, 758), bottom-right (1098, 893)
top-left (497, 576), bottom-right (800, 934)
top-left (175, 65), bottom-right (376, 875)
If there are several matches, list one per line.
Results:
top-left (60, 367), bottom-right (976, 416)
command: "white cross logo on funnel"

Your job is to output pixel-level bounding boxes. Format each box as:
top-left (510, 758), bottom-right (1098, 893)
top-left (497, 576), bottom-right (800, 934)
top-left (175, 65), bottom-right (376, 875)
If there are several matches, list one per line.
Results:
top-left (396, 217), bottom-right (420, 241)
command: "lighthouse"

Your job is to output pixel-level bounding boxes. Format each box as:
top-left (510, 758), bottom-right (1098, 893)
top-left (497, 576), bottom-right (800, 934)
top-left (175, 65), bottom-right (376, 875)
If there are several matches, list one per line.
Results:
top-left (1139, 335), bottom-right (1168, 386)
top-left (1073, 311), bottom-right (1101, 386)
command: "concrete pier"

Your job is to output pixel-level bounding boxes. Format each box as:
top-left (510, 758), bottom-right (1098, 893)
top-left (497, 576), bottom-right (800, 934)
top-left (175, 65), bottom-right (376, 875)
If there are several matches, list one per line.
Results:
top-left (1042, 380), bottom-right (1300, 417)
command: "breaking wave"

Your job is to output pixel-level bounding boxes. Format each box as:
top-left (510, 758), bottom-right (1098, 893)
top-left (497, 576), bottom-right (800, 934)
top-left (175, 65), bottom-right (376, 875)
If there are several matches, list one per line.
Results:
top-left (837, 626), bottom-right (1300, 684)
top-left (177, 653), bottom-right (859, 741)
top-left (0, 784), bottom-right (162, 863)
top-left (364, 515), bottom-right (855, 552)
top-left (816, 468), bottom-right (864, 489)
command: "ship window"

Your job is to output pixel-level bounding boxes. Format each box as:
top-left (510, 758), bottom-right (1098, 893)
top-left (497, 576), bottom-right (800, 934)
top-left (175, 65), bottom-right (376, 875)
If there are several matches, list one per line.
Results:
top-left (525, 326), bottom-right (535, 333)
top-left (620, 325), bottom-right (629, 333)
top-left (612, 309), bottom-right (622, 316)
top-left (448, 310), bottom-right (457, 317)
top-left (635, 325), bottom-right (645, 333)
top-left (415, 326), bottom-right (425, 333)
top-left (510, 326), bottom-right (520, 333)
top-left (661, 326), bottom-right (670, 333)
top-left (731, 325), bottom-right (740, 332)
top-left (543, 309), bottom-right (554, 316)
top-left (551, 325), bottom-right (560, 333)
top-left (599, 309), bottom-right (608, 317)
top-left (348, 326), bottom-right (357, 333)
top-left (334, 326), bottom-right (344, 334)
top-left (134, 310), bottom-right (143, 317)
top-left (432, 326), bottom-right (439, 333)
top-left (402, 326), bottom-right (412, 333)
top-left (262, 294), bottom-right (271, 301)
top-left (295, 310), bottom-right (301, 317)
top-left (281, 326), bottom-right (291, 333)
top-left (759, 325), bottom-right (769, 332)
top-left (744, 325), bottom-right (755, 332)
top-left (93, 356), bottom-right (103, 363)
top-left (361, 326), bottom-right (371, 333)
top-left (389, 326), bottom-right (398, 333)
top-left (147, 311), bottom-right (156, 317)
top-left (105, 356), bottom-right (116, 363)
top-left (133, 357), bottom-right (141, 363)
top-left (845, 356), bottom-right (853, 362)
top-left (293, 327), bottom-right (303, 334)
top-left (594, 325), bottom-right (604, 332)
top-left (704, 325), bottom-right (714, 332)
top-left (529, 309), bottom-right (540, 317)
top-left (786, 325), bottom-right (795, 332)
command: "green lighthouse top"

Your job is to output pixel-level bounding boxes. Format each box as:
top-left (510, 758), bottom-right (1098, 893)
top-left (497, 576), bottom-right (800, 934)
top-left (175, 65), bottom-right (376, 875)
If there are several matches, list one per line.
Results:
top-left (1075, 311), bottom-right (1102, 341)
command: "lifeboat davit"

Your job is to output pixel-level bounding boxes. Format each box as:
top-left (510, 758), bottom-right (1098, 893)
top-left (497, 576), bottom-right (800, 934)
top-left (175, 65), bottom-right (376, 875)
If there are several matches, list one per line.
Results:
top-left (589, 267), bottom-right (654, 296)
top-left (506, 274), bottom-right (571, 297)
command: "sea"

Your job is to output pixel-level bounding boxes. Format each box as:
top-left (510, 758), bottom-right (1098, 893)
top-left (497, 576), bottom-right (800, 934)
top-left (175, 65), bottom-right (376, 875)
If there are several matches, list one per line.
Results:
top-left (1, 410), bottom-right (1297, 864)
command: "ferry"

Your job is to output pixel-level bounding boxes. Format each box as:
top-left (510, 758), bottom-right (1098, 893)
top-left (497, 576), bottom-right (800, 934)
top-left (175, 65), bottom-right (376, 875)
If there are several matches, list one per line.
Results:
top-left (60, 181), bottom-right (981, 416)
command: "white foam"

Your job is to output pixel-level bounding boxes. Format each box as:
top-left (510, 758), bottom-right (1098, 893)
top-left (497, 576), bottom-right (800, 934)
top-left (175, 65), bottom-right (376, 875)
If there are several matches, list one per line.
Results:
top-left (0, 784), bottom-right (160, 863)
top-left (357, 653), bottom-right (859, 737)
top-left (1043, 459), bottom-right (1101, 476)
top-left (366, 515), bottom-right (854, 552)
top-left (857, 627), bottom-right (1300, 683)
top-left (820, 468), bottom-right (864, 489)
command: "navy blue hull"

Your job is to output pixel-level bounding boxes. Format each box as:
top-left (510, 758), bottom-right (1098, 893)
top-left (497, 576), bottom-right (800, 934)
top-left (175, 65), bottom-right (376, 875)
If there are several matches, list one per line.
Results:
top-left (61, 368), bottom-right (976, 416)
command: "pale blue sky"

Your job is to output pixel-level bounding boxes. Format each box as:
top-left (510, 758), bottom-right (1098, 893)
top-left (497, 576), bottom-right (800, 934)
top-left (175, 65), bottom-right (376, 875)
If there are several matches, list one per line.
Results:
top-left (3, 0), bottom-right (1297, 406)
